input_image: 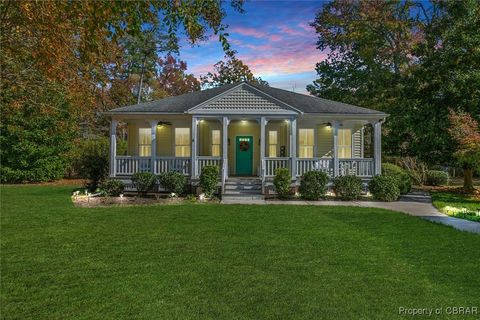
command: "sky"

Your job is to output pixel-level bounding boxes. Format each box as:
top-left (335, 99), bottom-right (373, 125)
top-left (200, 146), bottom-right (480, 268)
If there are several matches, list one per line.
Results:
top-left (179, 1), bottom-right (327, 94)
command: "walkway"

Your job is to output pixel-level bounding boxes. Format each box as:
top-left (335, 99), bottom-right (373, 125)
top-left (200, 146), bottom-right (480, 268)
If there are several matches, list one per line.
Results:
top-left (221, 192), bottom-right (480, 234)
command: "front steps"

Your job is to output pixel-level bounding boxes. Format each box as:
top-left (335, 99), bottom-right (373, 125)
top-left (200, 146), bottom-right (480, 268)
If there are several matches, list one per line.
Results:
top-left (222, 177), bottom-right (264, 201)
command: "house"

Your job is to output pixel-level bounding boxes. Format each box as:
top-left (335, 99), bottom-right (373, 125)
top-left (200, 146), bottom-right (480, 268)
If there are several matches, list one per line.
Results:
top-left (106, 82), bottom-right (387, 197)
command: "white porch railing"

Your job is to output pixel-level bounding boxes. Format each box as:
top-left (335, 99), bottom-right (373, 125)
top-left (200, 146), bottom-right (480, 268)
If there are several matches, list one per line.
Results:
top-left (115, 156), bottom-right (191, 176)
top-left (296, 158), bottom-right (333, 177)
top-left (338, 158), bottom-right (374, 177)
top-left (116, 156), bottom-right (152, 175)
top-left (155, 157), bottom-right (191, 175)
top-left (264, 157), bottom-right (290, 177)
top-left (197, 156), bottom-right (222, 176)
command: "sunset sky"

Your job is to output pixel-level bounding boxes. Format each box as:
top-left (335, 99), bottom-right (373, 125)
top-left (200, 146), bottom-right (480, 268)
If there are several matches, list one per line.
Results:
top-left (180, 1), bottom-right (327, 94)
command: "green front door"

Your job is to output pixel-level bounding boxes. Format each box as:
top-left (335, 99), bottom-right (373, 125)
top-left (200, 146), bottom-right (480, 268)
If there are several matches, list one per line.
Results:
top-left (235, 136), bottom-right (253, 176)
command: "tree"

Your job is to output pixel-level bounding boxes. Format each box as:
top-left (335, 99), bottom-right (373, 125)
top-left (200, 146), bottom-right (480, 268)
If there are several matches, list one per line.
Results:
top-left (448, 110), bottom-right (480, 192)
top-left (201, 54), bottom-right (268, 87)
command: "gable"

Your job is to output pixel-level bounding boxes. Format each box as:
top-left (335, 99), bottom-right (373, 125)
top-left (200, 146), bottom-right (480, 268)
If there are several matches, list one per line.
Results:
top-left (187, 84), bottom-right (299, 115)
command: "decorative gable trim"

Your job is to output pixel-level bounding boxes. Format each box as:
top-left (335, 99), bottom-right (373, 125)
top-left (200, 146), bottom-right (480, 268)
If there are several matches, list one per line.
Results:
top-left (187, 83), bottom-right (302, 115)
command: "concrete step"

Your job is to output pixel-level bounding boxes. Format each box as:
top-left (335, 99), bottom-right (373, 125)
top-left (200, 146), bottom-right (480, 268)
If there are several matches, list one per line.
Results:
top-left (225, 184), bottom-right (262, 191)
top-left (222, 194), bottom-right (265, 201)
top-left (224, 189), bottom-right (262, 195)
top-left (399, 192), bottom-right (432, 203)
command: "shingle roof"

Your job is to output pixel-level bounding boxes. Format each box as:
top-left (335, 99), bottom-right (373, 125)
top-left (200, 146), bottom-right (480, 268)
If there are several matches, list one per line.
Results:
top-left (108, 82), bottom-right (386, 115)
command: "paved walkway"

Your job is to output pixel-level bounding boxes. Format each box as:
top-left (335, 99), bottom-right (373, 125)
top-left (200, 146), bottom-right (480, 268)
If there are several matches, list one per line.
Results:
top-left (221, 193), bottom-right (480, 234)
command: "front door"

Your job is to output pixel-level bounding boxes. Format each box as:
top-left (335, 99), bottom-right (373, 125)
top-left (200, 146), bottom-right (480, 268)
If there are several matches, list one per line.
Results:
top-left (235, 136), bottom-right (253, 176)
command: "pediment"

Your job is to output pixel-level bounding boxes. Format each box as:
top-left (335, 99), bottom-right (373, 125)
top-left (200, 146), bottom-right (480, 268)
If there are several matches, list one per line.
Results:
top-left (188, 84), bottom-right (299, 115)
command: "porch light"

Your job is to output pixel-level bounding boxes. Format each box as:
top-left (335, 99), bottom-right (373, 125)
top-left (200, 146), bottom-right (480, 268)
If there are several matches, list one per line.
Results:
top-left (325, 122), bottom-right (332, 129)
top-left (284, 119), bottom-right (289, 123)
top-left (241, 120), bottom-right (247, 124)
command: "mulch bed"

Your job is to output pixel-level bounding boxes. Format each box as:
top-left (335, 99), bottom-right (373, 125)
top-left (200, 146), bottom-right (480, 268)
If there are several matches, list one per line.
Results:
top-left (72, 195), bottom-right (218, 208)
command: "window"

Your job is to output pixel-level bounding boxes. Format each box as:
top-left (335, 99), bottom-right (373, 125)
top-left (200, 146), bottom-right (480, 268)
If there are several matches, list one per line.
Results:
top-left (175, 128), bottom-right (190, 157)
top-left (268, 130), bottom-right (278, 157)
top-left (299, 129), bottom-right (314, 158)
top-left (338, 129), bottom-right (352, 158)
top-left (138, 128), bottom-right (151, 156)
top-left (211, 130), bottom-right (221, 156)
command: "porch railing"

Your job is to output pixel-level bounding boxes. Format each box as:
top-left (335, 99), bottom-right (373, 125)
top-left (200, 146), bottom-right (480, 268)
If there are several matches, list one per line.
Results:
top-left (296, 158), bottom-right (333, 177)
top-left (264, 157), bottom-right (290, 177)
top-left (115, 156), bottom-right (191, 176)
top-left (155, 157), bottom-right (191, 175)
top-left (197, 156), bottom-right (222, 176)
top-left (338, 158), bottom-right (374, 177)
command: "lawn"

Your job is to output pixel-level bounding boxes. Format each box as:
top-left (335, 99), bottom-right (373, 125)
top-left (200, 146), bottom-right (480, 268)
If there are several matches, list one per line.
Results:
top-left (431, 191), bottom-right (480, 222)
top-left (1, 185), bottom-right (479, 319)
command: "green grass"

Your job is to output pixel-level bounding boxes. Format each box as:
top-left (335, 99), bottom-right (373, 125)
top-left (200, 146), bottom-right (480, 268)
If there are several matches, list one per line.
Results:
top-left (431, 191), bottom-right (480, 222)
top-left (1, 185), bottom-right (480, 319)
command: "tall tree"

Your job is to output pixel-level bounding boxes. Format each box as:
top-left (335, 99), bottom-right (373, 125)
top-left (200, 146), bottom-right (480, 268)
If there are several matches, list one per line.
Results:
top-left (201, 54), bottom-right (268, 87)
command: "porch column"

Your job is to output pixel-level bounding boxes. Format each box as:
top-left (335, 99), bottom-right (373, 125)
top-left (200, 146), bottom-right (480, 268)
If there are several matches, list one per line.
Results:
top-left (222, 116), bottom-right (229, 184)
top-left (373, 120), bottom-right (383, 175)
top-left (290, 118), bottom-right (297, 179)
top-left (109, 119), bottom-right (117, 177)
top-left (150, 120), bottom-right (158, 174)
top-left (332, 120), bottom-right (339, 177)
top-left (260, 116), bottom-right (267, 178)
top-left (191, 116), bottom-right (198, 178)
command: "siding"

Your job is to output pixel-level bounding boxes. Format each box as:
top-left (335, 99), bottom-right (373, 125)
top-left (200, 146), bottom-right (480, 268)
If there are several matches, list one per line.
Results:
top-left (317, 124), bottom-right (333, 158)
top-left (156, 124), bottom-right (172, 157)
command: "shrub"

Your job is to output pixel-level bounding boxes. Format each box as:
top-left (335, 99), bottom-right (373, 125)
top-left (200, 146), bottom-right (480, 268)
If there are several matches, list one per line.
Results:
top-left (299, 170), bottom-right (328, 200)
top-left (158, 171), bottom-right (186, 195)
top-left (368, 175), bottom-right (400, 201)
top-left (426, 170), bottom-right (449, 186)
top-left (333, 175), bottom-right (363, 200)
top-left (131, 172), bottom-right (157, 196)
top-left (382, 163), bottom-right (412, 195)
top-left (397, 156), bottom-right (427, 185)
top-left (74, 138), bottom-right (110, 190)
top-left (273, 168), bottom-right (291, 199)
top-left (100, 179), bottom-right (125, 196)
top-left (199, 165), bottom-right (219, 197)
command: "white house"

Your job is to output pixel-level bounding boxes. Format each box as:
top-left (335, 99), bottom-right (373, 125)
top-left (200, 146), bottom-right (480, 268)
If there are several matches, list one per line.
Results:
top-left (106, 82), bottom-right (387, 198)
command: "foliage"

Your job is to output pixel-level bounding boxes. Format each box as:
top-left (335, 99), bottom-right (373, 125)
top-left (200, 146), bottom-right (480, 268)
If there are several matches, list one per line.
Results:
top-left (73, 138), bottom-right (110, 190)
top-left (308, 0), bottom-right (480, 165)
top-left (0, 78), bottom-right (75, 183)
top-left (158, 171), bottom-right (187, 195)
top-left (273, 168), bottom-right (291, 199)
top-left (369, 175), bottom-right (400, 202)
top-left (100, 179), bottom-right (125, 197)
top-left (448, 110), bottom-right (480, 191)
top-left (202, 53), bottom-right (268, 87)
top-left (299, 171), bottom-right (328, 200)
top-left (426, 170), bottom-right (449, 186)
top-left (397, 157), bottom-right (427, 186)
top-left (199, 165), bottom-right (220, 197)
top-left (382, 163), bottom-right (412, 194)
top-left (333, 175), bottom-right (363, 200)
top-left (431, 191), bottom-right (480, 222)
top-left (131, 172), bottom-right (157, 196)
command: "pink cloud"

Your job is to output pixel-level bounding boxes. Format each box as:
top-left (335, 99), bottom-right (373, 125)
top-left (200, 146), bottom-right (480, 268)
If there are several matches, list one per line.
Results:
top-left (231, 27), bottom-right (267, 38)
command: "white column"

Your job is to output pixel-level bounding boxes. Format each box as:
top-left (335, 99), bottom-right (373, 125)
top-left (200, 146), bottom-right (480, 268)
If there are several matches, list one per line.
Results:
top-left (222, 116), bottom-right (229, 183)
top-left (290, 118), bottom-right (297, 179)
top-left (373, 120), bottom-right (383, 175)
top-left (109, 119), bottom-right (118, 177)
top-left (150, 120), bottom-right (158, 174)
top-left (260, 117), bottom-right (267, 178)
top-left (191, 116), bottom-right (198, 178)
top-left (332, 120), bottom-right (339, 177)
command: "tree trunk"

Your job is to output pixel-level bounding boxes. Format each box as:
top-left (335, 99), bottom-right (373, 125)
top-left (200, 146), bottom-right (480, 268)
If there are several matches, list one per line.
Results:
top-left (463, 168), bottom-right (474, 192)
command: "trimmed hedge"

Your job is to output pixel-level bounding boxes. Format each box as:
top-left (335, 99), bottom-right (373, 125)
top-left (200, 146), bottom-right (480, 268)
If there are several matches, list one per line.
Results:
top-left (199, 165), bottom-right (219, 197)
top-left (369, 175), bottom-right (400, 202)
top-left (426, 170), bottom-right (449, 186)
top-left (100, 179), bottom-right (125, 196)
top-left (333, 175), bottom-right (363, 200)
top-left (131, 172), bottom-right (157, 196)
top-left (158, 171), bottom-right (186, 195)
top-left (274, 168), bottom-right (291, 199)
top-left (382, 163), bottom-right (412, 194)
top-left (299, 171), bottom-right (328, 200)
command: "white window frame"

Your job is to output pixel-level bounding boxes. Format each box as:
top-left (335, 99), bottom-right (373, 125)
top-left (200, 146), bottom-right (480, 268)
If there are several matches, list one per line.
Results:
top-left (298, 128), bottom-right (315, 158)
top-left (138, 128), bottom-right (151, 157)
top-left (175, 127), bottom-right (191, 157)
top-left (211, 129), bottom-right (221, 157)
